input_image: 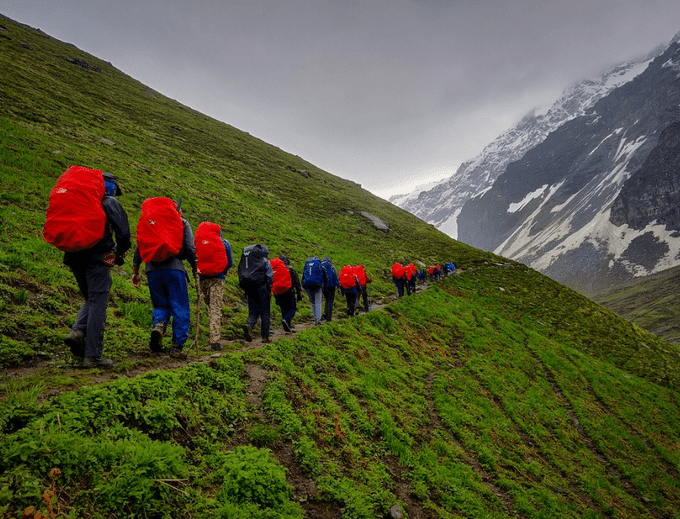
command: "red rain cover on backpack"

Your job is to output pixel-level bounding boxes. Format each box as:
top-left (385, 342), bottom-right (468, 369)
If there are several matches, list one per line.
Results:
top-left (271, 257), bottom-right (292, 296)
top-left (353, 265), bottom-right (368, 287)
top-left (43, 165), bottom-right (107, 253)
top-left (136, 197), bottom-right (184, 263)
top-left (195, 222), bottom-right (228, 276)
top-left (339, 265), bottom-right (357, 290)
top-left (391, 262), bottom-right (404, 280)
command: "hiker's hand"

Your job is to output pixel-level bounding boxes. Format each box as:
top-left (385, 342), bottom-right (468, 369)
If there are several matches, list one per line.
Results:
top-left (131, 273), bottom-right (141, 288)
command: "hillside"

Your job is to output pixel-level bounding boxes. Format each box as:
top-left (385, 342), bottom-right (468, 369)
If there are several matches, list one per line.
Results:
top-left (2, 14), bottom-right (680, 519)
top-left (593, 264), bottom-right (680, 345)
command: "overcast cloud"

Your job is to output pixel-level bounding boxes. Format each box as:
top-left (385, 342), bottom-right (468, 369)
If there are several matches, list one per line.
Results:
top-left (2, 1), bottom-right (679, 198)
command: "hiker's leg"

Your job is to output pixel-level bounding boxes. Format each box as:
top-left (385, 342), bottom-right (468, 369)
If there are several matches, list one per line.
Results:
top-left (148, 270), bottom-right (171, 326)
top-left (246, 287), bottom-right (260, 329)
top-left (257, 284), bottom-right (271, 338)
top-left (82, 264), bottom-right (112, 359)
top-left (166, 269), bottom-right (191, 348)
top-left (207, 278), bottom-right (224, 343)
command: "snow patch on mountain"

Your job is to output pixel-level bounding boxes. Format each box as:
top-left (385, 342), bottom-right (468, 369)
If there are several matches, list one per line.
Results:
top-left (391, 52), bottom-right (660, 239)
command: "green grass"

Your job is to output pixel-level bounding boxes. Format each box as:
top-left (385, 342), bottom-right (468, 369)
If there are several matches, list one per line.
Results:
top-left (1, 13), bottom-right (680, 519)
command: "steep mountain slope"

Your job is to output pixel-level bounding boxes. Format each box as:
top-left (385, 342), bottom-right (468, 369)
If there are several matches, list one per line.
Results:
top-left (593, 263), bottom-right (680, 344)
top-left (2, 14), bottom-right (680, 519)
top-left (390, 48), bottom-right (663, 238)
top-left (458, 39), bottom-right (680, 295)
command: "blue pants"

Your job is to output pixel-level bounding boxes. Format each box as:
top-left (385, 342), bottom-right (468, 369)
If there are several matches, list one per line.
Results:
top-left (71, 263), bottom-right (112, 359)
top-left (306, 287), bottom-right (323, 324)
top-left (394, 277), bottom-right (405, 297)
top-left (147, 269), bottom-right (191, 347)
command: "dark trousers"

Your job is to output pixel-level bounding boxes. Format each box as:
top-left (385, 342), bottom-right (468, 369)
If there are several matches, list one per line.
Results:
top-left (323, 287), bottom-right (336, 321)
top-left (344, 290), bottom-right (357, 316)
top-left (394, 278), bottom-right (405, 297)
top-left (245, 284), bottom-right (271, 338)
top-left (71, 263), bottom-right (112, 359)
top-left (276, 289), bottom-right (297, 327)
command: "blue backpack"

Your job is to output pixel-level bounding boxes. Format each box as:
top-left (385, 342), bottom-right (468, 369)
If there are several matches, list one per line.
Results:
top-left (302, 256), bottom-right (324, 289)
top-left (322, 259), bottom-right (339, 288)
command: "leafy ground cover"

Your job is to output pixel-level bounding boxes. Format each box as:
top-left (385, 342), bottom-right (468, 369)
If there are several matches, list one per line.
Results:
top-left (1, 13), bottom-right (680, 519)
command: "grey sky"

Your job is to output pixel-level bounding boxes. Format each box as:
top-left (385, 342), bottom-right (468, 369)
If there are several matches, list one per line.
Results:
top-left (2, 1), bottom-right (679, 198)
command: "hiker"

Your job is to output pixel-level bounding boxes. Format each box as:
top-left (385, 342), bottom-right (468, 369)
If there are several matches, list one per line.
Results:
top-left (404, 264), bottom-right (414, 296)
top-left (321, 256), bottom-right (339, 322)
top-left (428, 266), bottom-right (435, 282)
top-left (353, 264), bottom-right (372, 313)
top-left (407, 263), bottom-right (417, 295)
top-left (302, 256), bottom-right (328, 325)
top-left (273, 255), bottom-right (302, 333)
top-left (238, 244), bottom-right (273, 342)
top-left (339, 265), bottom-right (361, 317)
top-left (418, 269), bottom-right (427, 285)
top-left (53, 169), bottom-right (131, 369)
top-left (195, 222), bottom-right (233, 351)
top-left (392, 262), bottom-right (406, 298)
top-left (132, 197), bottom-right (197, 359)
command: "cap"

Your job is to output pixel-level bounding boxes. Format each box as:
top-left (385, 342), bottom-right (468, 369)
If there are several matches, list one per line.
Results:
top-left (102, 172), bottom-right (123, 195)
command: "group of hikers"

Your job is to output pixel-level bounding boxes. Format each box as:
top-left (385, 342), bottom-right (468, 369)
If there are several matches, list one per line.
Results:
top-left (44, 166), bottom-right (450, 369)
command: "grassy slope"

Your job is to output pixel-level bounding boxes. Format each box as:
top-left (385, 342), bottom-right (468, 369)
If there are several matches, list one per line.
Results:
top-left (592, 264), bottom-right (680, 345)
top-left (1, 14), bottom-right (680, 519)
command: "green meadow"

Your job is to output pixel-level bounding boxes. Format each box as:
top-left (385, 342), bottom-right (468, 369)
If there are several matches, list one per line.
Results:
top-left (1, 14), bottom-right (680, 519)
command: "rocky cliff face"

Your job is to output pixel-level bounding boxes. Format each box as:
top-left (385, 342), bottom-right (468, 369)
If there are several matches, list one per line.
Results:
top-left (457, 41), bottom-right (680, 295)
top-left (390, 50), bottom-right (661, 238)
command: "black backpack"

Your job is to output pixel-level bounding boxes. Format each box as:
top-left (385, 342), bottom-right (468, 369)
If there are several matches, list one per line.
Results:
top-left (238, 244), bottom-right (268, 289)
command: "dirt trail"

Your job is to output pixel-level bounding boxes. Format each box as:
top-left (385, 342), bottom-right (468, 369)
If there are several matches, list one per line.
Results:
top-left (0, 282), bottom-right (432, 397)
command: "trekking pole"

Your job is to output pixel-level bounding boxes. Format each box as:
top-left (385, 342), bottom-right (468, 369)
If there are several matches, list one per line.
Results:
top-left (194, 277), bottom-right (201, 357)
top-left (369, 285), bottom-right (372, 309)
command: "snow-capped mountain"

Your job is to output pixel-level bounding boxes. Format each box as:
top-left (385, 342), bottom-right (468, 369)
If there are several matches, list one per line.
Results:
top-left (390, 46), bottom-right (665, 239)
top-left (457, 38), bottom-right (680, 295)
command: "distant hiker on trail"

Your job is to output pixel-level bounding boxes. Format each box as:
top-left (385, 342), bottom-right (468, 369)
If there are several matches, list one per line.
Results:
top-left (272, 255), bottom-right (302, 333)
top-left (434, 264), bottom-right (441, 281)
top-left (302, 256), bottom-right (328, 325)
top-left (321, 256), bottom-right (339, 322)
top-left (418, 269), bottom-right (427, 285)
top-left (353, 264), bottom-right (372, 313)
top-left (428, 266), bottom-right (435, 282)
top-left (404, 264), bottom-right (414, 296)
top-left (407, 263), bottom-right (417, 295)
top-left (392, 262), bottom-right (406, 298)
top-left (238, 244), bottom-right (273, 342)
top-left (339, 265), bottom-right (361, 317)
top-left (195, 222), bottom-right (233, 351)
top-left (45, 167), bottom-right (131, 369)
top-left (132, 197), bottom-right (197, 359)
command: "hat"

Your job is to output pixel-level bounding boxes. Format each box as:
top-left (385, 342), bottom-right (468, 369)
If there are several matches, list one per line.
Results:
top-left (102, 172), bottom-right (123, 195)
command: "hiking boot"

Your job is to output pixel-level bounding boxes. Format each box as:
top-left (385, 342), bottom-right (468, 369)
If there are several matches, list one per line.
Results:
top-left (210, 342), bottom-right (222, 351)
top-left (64, 328), bottom-right (85, 357)
top-left (82, 357), bottom-right (114, 369)
top-left (262, 336), bottom-right (272, 343)
top-left (282, 319), bottom-right (292, 333)
top-left (242, 324), bottom-right (253, 342)
top-left (169, 345), bottom-right (187, 359)
top-left (149, 322), bottom-right (165, 352)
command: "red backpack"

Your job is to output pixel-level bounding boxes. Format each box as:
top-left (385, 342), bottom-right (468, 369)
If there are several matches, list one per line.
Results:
top-left (136, 197), bottom-right (184, 263)
top-left (391, 262), bottom-right (404, 280)
top-left (339, 265), bottom-right (357, 290)
top-left (43, 165), bottom-right (107, 252)
top-left (195, 222), bottom-right (228, 276)
top-left (354, 265), bottom-right (368, 287)
top-left (270, 257), bottom-right (292, 295)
